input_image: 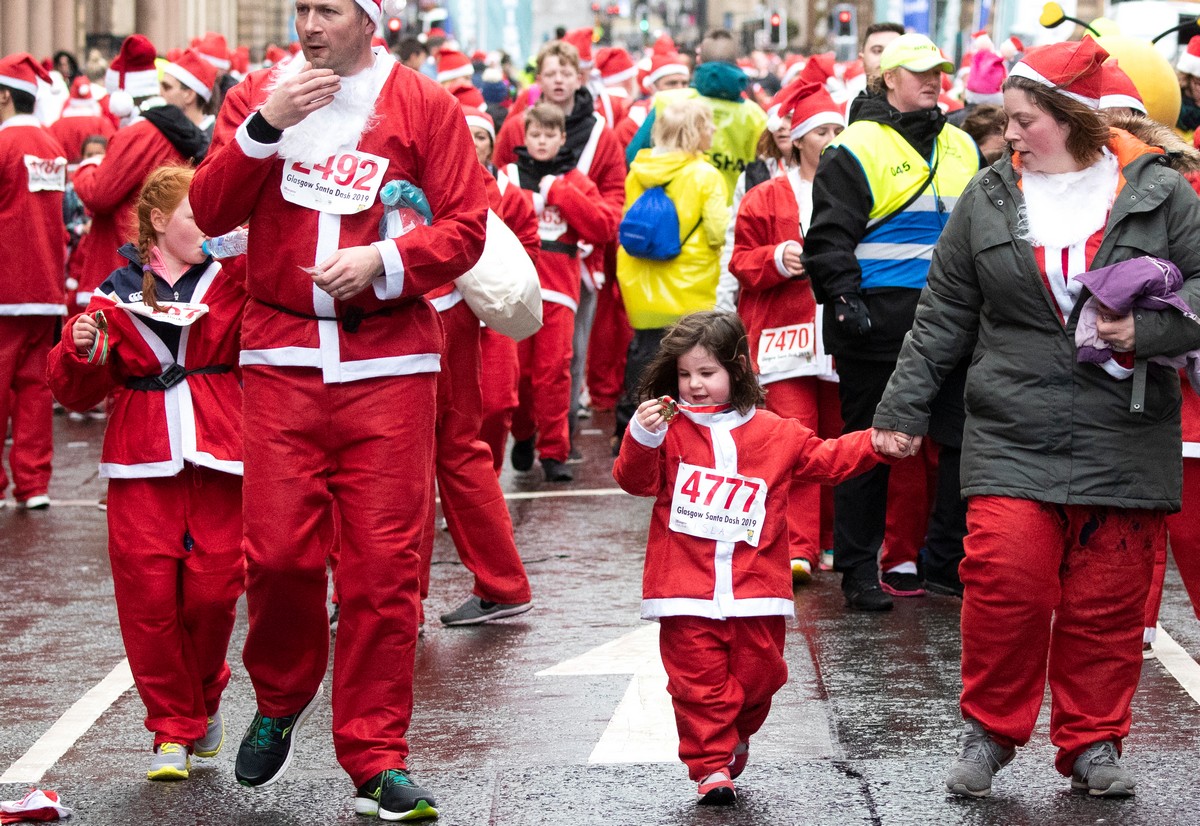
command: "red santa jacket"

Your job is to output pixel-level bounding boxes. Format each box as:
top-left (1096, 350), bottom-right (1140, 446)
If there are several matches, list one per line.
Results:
top-left (729, 172), bottom-right (834, 383)
top-left (506, 164), bottom-right (618, 311)
top-left (0, 115), bottom-right (68, 314)
top-left (614, 406), bottom-right (881, 618)
top-left (613, 99), bottom-right (651, 149)
top-left (190, 50), bottom-right (488, 383)
top-left (47, 250), bottom-right (246, 478)
top-left (49, 109), bottom-right (115, 165)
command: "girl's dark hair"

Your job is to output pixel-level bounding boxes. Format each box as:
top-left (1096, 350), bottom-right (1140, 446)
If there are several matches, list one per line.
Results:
top-left (638, 310), bottom-right (764, 414)
top-left (1001, 76), bottom-right (1109, 165)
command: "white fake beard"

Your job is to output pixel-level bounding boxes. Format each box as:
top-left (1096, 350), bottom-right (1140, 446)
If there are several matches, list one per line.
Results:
top-left (1018, 148), bottom-right (1118, 249)
top-left (275, 59), bottom-right (381, 164)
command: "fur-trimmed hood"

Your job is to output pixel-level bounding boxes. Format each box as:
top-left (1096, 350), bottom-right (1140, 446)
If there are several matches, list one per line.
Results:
top-left (1106, 112), bottom-right (1200, 175)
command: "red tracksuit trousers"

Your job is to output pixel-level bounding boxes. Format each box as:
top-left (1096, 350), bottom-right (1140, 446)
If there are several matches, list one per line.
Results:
top-left (959, 496), bottom-right (1160, 775)
top-left (659, 615), bottom-right (788, 781)
top-left (586, 275), bottom-right (632, 410)
top-left (881, 439), bottom-right (938, 572)
top-left (479, 327), bottom-right (520, 475)
top-left (1144, 459), bottom-right (1200, 632)
top-left (240, 367), bottom-right (434, 786)
top-left (0, 316), bottom-right (55, 501)
top-left (107, 464), bottom-right (243, 749)
top-left (762, 377), bottom-right (841, 564)
top-left (513, 302), bottom-right (574, 464)
top-left (419, 301), bottom-right (531, 605)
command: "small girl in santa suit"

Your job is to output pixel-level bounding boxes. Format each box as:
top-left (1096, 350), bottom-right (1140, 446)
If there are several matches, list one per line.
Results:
top-left (613, 310), bottom-right (887, 804)
top-left (47, 165), bottom-right (246, 782)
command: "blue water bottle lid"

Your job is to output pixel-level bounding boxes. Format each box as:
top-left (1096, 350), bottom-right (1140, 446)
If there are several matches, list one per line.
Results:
top-left (380, 180), bottom-right (402, 207)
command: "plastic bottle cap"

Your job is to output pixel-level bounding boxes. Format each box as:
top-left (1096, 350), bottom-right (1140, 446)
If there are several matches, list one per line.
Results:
top-left (380, 180), bottom-right (402, 207)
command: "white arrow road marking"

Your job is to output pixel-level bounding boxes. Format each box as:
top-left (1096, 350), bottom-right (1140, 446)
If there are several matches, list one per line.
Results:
top-left (1, 659), bottom-right (134, 784)
top-left (1153, 625), bottom-right (1200, 705)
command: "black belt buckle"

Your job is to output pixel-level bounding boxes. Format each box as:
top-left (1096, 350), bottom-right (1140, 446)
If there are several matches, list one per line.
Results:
top-left (341, 306), bottom-right (365, 334)
top-left (154, 363), bottom-right (188, 390)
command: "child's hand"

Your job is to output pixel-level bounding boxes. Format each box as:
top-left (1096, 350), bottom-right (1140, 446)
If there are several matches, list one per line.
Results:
top-left (635, 398), bottom-right (670, 432)
top-left (72, 313), bottom-right (99, 355)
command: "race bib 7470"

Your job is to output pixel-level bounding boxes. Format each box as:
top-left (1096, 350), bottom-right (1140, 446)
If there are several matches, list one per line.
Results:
top-left (669, 462), bottom-right (768, 547)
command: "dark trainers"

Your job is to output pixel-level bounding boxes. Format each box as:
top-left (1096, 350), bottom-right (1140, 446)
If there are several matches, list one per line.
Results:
top-left (1072, 741), bottom-right (1135, 797)
top-left (696, 770), bottom-right (736, 805)
top-left (440, 595), bottom-right (533, 627)
top-left (511, 438), bottom-right (535, 472)
top-left (881, 570), bottom-right (926, 597)
top-left (923, 570), bottom-right (964, 598)
top-left (234, 684), bottom-right (323, 788)
top-left (542, 458), bottom-right (573, 482)
top-left (842, 572), bottom-right (893, 611)
top-left (355, 769), bottom-right (438, 821)
top-left (946, 719), bottom-right (1015, 798)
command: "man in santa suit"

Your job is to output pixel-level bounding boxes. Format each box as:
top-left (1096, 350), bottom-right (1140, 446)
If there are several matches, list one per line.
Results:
top-left (50, 76), bottom-right (115, 166)
top-left (190, 0), bottom-right (487, 820)
top-left (613, 52), bottom-right (691, 149)
top-left (436, 49), bottom-right (485, 108)
top-left (73, 35), bottom-right (207, 312)
top-left (0, 54), bottom-right (68, 509)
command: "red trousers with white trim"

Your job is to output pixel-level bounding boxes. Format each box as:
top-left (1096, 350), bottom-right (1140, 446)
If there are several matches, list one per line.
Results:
top-left (419, 301), bottom-right (531, 605)
top-left (586, 276), bottom-right (632, 410)
top-left (1144, 459), bottom-right (1200, 631)
top-left (107, 464), bottom-right (243, 749)
top-left (881, 439), bottom-right (938, 572)
top-left (479, 327), bottom-right (520, 475)
top-left (240, 367), bottom-right (435, 786)
top-left (959, 496), bottom-right (1160, 775)
top-left (0, 316), bottom-right (56, 502)
top-left (513, 302), bottom-right (574, 464)
top-left (659, 615), bottom-right (788, 781)
top-left (763, 377), bottom-right (841, 563)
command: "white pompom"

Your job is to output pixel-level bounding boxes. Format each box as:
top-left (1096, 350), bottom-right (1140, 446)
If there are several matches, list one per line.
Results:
top-left (107, 90), bottom-right (133, 119)
top-left (381, 0), bottom-right (406, 17)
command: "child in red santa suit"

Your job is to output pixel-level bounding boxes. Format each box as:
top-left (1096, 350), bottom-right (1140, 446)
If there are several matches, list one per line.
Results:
top-left (613, 310), bottom-right (887, 804)
top-left (47, 165), bottom-right (246, 782)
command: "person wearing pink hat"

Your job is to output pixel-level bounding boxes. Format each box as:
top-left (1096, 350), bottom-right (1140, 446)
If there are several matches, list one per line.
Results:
top-left (0, 53), bottom-right (68, 511)
top-left (873, 37), bottom-right (1200, 798)
top-left (190, 0), bottom-right (486, 818)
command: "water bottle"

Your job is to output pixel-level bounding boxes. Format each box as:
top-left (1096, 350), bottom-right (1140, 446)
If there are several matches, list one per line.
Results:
top-left (202, 227), bottom-right (249, 259)
top-left (379, 181), bottom-right (432, 240)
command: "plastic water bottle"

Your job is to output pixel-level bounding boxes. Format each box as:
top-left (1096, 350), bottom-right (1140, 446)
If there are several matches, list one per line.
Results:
top-left (379, 181), bottom-right (431, 240)
top-left (202, 228), bottom-right (249, 259)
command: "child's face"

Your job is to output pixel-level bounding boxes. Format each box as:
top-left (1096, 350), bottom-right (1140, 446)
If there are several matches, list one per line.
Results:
top-left (153, 195), bottom-right (207, 267)
top-left (525, 123), bottom-right (565, 162)
top-left (677, 345), bottom-right (731, 406)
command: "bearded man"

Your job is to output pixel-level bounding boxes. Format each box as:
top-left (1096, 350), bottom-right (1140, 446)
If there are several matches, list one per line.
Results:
top-left (190, 0), bottom-right (488, 820)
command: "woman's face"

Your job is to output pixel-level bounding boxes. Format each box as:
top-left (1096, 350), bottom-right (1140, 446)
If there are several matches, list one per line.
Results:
top-left (795, 123), bottom-right (843, 169)
top-left (470, 126), bottom-right (493, 166)
top-left (1003, 88), bottom-right (1075, 174)
top-left (1187, 73), bottom-right (1200, 102)
top-left (771, 117), bottom-right (792, 154)
top-left (154, 196), bottom-right (207, 267)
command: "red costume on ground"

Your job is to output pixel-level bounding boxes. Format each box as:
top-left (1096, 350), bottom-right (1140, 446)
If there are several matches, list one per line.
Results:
top-left (614, 406), bottom-right (881, 780)
top-left (190, 50), bottom-right (487, 785)
top-left (47, 258), bottom-right (246, 748)
top-left (0, 114), bottom-right (67, 503)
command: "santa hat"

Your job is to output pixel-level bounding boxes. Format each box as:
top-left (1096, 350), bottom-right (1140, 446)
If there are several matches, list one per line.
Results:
top-left (232, 45), bottom-right (250, 77)
top-left (353, 0), bottom-right (406, 25)
top-left (426, 26), bottom-right (447, 40)
top-left (966, 49), bottom-right (1006, 105)
top-left (563, 28), bottom-right (594, 69)
top-left (776, 80), bottom-right (845, 140)
top-left (781, 54), bottom-right (806, 88)
top-left (265, 45), bottom-right (289, 66)
top-left (1009, 38), bottom-right (1109, 108)
top-left (999, 36), bottom-right (1025, 61)
top-left (437, 50), bottom-right (474, 83)
top-left (195, 32), bottom-right (231, 71)
top-left (652, 34), bottom-right (676, 57)
top-left (1178, 35), bottom-right (1200, 78)
top-left (289, 42), bottom-right (303, 56)
top-left (1099, 59), bottom-right (1146, 114)
top-left (105, 34), bottom-right (160, 99)
top-left (0, 52), bottom-right (51, 97)
top-left (798, 52), bottom-right (837, 88)
top-left (643, 52), bottom-right (689, 92)
top-left (69, 75), bottom-right (93, 100)
top-left (462, 105), bottom-right (495, 140)
top-left (161, 49), bottom-right (216, 102)
top-left (596, 47), bottom-right (636, 86)
top-left (166, 48), bottom-right (184, 64)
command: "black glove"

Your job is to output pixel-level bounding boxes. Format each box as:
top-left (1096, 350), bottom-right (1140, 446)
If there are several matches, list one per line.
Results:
top-left (833, 293), bottom-right (871, 338)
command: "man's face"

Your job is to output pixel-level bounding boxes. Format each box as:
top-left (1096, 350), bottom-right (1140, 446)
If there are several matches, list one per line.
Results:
top-left (861, 31), bottom-right (901, 78)
top-left (538, 56), bottom-right (580, 107)
top-left (295, 0), bottom-right (373, 75)
top-left (402, 50), bottom-right (426, 71)
top-left (655, 74), bottom-right (690, 92)
top-left (159, 74), bottom-right (196, 111)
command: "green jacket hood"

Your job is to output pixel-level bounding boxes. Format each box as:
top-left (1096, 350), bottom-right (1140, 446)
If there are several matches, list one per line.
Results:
top-left (693, 62), bottom-right (749, 102)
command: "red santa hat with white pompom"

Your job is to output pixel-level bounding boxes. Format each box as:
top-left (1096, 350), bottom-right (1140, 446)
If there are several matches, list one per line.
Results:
top-left (1009, 37), bottom-right (1108, 109)
top-left (1178, 35), bottom-right (1200, 78)
top-left (354, 0), bottom-right (407, 25)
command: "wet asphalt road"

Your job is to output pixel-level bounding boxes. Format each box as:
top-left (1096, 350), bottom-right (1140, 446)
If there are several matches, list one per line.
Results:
top-left (2, 412), bottom-right (1200, 825)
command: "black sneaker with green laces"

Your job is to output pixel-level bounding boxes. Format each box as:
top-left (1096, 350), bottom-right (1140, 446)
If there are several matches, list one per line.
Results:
top-left (354, 769), bottom-right (438, 821)
top-left (234, 685), bottom-right (323, 788)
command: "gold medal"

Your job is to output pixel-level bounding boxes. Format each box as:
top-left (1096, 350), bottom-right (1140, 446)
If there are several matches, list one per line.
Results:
top-left (658, 395), bottom-right (678, 423)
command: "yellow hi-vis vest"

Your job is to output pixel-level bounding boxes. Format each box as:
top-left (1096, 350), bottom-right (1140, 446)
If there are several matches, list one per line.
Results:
top-left (829, 119), bottom-right (979, 290)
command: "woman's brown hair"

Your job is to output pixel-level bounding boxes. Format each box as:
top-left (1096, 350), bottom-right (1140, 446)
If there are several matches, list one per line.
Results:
top-left (1001, 76), bottom-right (1110, 165)
top-left (637, 310), bottom-right (765, 415)
top-left (134, 165), bottom-right (194, 311)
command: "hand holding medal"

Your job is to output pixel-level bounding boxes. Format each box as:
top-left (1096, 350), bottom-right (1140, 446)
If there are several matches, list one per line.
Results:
top-left (634, 395), bottom-right (677, 433)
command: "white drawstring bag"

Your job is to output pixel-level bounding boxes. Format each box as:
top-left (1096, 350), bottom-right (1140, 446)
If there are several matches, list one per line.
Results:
top-left (455, 209), bottom-right (543, 341)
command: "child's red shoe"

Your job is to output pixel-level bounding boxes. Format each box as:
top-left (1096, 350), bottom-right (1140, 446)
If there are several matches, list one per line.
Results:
top-left (729, 741), bottom-right (749, 779)
top-left (697, 770), bottom-right (736, 805)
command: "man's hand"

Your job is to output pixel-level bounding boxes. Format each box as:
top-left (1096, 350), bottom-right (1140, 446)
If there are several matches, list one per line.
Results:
top-left (781, 243), bottom-right (805, 278)
top-left (311, 246), bottom-right (385, 301)
top-left (258, 63), bottom-right (341, 131)
top-left (1096, 304), bottom-right (1136, 352)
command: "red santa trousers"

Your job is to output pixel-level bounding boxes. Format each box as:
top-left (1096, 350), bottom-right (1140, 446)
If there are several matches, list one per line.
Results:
top-left (0, 316), bottom-right (56, 501)
top-left (1143, 459), bottom-right (1200, 631)
top-left (586, 273), bottom-right (632, 410)
top-left (419, 301), bottom-right (531, 605)
top-left (240, 367), bottom-right (434, 786)
top-left (659, 615), bottom-right (788, 781)
top-left (479, 327), bottom-right (520, 475)
top-left (107, 464), bottom-right (243, 749)
top-left (512, 302), bottom-right (574, 463)
top-left (880, 438), bottom-right (938, 572)
top-left (762, 376), bottom-right (841, 563)
top-left (959, 496), bottom-right (1160, 775)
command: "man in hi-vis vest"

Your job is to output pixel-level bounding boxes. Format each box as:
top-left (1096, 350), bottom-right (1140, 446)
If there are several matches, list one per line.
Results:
top-left (803, 34), bottom-right (982, 612)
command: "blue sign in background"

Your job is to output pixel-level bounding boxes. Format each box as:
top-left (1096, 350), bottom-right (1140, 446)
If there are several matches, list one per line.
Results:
top-left (903, 0), bottom-right (931, 34)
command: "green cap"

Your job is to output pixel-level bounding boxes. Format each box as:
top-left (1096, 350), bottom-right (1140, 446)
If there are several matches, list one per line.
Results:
top-left (880, 33), bottom-right (954, 74)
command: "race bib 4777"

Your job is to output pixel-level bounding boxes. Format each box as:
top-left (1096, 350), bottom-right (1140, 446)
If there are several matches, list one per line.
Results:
top-left (669, 462), bottom-right (768, 547)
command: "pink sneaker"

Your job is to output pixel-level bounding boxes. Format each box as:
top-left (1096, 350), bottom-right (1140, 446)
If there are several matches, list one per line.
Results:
top-left (729, 742), bottom-right (749, 779)
top-left (697, 770), bottom-right (736, 805)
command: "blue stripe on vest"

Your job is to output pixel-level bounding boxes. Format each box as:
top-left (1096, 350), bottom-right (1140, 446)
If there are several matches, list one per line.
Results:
top-left (864, 212), bottom-right (947, 246)
top-left (859, 257), bottom-right (931, 290)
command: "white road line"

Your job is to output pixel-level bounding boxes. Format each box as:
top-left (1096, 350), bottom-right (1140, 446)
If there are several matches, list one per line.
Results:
top-left (0, 660), bottom-right (134, 784)
top-left (1154, 625), bottom-right (1200, 705)
top-left (38, 488), bottom-right (632, 508)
